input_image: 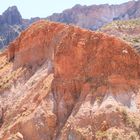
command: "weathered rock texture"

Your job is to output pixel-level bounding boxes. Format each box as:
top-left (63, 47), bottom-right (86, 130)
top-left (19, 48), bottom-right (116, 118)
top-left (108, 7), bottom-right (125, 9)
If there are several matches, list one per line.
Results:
top-left (0, 20), bottom-right (140, 140)
top-left (47, 0), bottom-right (140, 30)
top-left (0, 6), bottom-right (22, 25)
top-left (0, 6), bottom-right (23, 49)
top-left (1, 0), bottom-right (140, 50)
top-left (0, 6), bottom-right (40, 49)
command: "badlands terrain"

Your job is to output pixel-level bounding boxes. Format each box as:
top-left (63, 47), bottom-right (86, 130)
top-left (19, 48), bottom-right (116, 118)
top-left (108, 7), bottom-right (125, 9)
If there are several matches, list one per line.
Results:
top-left (0, 20), bottom-right (140, 139)
top-left (0, 0), bottom-right (140, 140)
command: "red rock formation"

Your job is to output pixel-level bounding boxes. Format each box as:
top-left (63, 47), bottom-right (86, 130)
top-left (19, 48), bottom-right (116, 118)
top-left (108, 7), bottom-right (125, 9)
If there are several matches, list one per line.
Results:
top-left (0, 20), bottom-right (140, 139)
top-left (1, 1), bottom-right (140, 49)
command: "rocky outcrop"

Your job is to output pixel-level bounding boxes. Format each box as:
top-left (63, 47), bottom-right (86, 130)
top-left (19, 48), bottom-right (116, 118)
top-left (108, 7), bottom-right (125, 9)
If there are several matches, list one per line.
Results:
top-left (1, 1), bottom-right (140, 50)
top-left (0, 6), bottom-right (22, 25)
top-left (0, 24), bottom-right (23, 49)
top-left (116, 0), bottom-right (140, 20)
top-left (0, 20), bottom-right (140, 139)
top-left (0, 6), bottom-right (23, 49)
top-left (0, 6), bottom-right (40, 49)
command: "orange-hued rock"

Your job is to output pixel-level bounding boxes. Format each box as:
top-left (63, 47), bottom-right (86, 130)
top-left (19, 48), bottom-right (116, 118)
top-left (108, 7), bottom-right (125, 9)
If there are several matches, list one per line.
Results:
top-left (0, 20), bottom-right (140, 139)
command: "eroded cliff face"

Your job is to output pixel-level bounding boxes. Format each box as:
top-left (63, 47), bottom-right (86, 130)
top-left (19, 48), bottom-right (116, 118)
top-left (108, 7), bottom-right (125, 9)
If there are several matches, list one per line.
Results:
top-left (47, 0), bottom-right (140, 30)
top-left (0, 20), bottom-right (140, 140)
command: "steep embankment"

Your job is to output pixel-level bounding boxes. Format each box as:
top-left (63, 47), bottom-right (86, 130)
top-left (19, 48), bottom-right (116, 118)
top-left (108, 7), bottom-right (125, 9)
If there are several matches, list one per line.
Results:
top-left (100, 18), bottom-right (140, 53)
top-left (0, 20), bottom-right (140, 140)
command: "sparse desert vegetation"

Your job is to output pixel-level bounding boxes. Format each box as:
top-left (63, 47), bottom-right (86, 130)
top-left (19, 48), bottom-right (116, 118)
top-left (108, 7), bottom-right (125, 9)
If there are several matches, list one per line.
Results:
top-left (100, 18), bottom-right (140, 52)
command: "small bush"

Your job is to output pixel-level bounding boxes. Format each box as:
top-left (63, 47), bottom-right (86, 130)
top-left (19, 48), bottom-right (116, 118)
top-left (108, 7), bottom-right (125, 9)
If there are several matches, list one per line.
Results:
top-left (96, 130), bottom-right (108, 139)
top-left (128, 132), bottom-right (139, 140)
top-left (133, 38), bottom-right (139, 43)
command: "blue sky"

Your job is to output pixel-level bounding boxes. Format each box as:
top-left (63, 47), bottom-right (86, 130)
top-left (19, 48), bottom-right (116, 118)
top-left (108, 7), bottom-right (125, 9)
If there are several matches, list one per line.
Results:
top-left (0, 0), bottom-right (132, 18)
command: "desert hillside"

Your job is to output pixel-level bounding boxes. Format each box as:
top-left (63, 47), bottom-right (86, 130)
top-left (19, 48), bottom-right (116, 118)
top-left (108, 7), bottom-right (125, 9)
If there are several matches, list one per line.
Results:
top-left (0, 20), bottom-right (140, 140)
top-left (100, 18), bottom-right (140, 53)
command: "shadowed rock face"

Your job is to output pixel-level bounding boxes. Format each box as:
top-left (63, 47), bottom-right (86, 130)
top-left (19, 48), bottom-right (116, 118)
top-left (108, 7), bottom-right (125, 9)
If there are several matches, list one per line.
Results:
top-left (0, 6), bottom-right (22, 25)
top-left (0, 20), bottom-right (140, 139)
top-left (0, 6), bottom-right (39, 50)
top-left (116, 0), bottom-right (140, 20)
top-left (0, 6), bottom-right (23, 49)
